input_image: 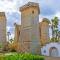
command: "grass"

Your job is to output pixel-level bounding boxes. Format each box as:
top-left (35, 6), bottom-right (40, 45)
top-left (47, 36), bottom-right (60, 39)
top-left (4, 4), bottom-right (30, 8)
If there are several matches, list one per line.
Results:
top-left (0, 52), bottom-right (44, 60)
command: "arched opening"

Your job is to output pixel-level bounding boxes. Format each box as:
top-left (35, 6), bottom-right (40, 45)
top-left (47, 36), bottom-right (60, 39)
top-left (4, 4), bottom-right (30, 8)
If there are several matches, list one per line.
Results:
top-left (49, 47), bottom-right (58, 57)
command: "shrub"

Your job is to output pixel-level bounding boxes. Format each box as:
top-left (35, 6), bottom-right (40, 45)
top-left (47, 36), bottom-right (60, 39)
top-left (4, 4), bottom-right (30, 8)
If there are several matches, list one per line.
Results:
top-left (0, 53), bottom-right (45, 60)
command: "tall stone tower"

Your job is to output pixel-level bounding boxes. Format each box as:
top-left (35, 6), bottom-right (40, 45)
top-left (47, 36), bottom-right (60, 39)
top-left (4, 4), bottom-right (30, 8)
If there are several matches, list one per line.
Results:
top-left (0, 12), bottom-right (6, 50)
top-left (39, 18), bottom-right (50, 46)
top-left (14, 23), bottom-right (21, 43)
top-left (14, 23), bottom-right (21, 51)
top-left (20, 2), bottom-right (40, 54)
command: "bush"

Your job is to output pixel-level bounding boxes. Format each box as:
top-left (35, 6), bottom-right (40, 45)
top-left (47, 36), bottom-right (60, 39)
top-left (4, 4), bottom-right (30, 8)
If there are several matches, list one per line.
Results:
top-left (0, 53), bottom-right (45, 60)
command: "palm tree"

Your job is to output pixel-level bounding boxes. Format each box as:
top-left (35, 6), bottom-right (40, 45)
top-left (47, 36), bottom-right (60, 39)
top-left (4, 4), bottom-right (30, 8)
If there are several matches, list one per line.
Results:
top-left (51, 17), bottom-right (59, 42)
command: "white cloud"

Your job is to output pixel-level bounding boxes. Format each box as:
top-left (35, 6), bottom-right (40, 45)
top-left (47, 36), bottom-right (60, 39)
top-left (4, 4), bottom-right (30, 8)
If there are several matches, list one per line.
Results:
top-left (0, 0), bottom-right (17, 12)
top-left (0, 0), bottom-right (60, 39)
top-left (10, 33), bottom-right (14, 39)
top-left (55, 12), bottom-right (60, 19)
top-left (7, 26), bottom-right (14, 40)
top-left (0, 0), bottom-right (29, 12)
top-left (7, 26), bottom-right (11, 31)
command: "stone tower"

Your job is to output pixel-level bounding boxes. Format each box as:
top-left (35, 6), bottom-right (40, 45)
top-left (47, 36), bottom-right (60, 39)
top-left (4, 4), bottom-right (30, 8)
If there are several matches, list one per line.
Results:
top-left (39, 18), bottom-right (49, 46)
top-left (20, 2), bottom-right (40, 54)
top-left (14, 23), bottom-right (21, 43)
top-left (0, 12), bottom-right (6, 50)
top-left (14, 23), bottom-right (21, 51)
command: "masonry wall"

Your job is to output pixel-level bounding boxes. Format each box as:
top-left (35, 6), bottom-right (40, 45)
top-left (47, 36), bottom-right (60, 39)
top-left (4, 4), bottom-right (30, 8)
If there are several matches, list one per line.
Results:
top-left (39, 21), bottom-right (49, 46)
top-left (0, 12), bottom-right (6, 49)
top-left (20, 3), bottom-right (40, 54)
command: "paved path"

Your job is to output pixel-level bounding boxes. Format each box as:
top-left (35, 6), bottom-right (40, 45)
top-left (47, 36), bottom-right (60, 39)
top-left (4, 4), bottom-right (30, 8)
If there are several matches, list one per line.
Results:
top-left (45, 56), bottom-right (60, 60)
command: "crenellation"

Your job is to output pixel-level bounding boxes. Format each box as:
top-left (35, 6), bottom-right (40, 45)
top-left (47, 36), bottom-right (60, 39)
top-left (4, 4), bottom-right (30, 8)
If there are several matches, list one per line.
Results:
top-left (20, 2), bottom-right (40, 13)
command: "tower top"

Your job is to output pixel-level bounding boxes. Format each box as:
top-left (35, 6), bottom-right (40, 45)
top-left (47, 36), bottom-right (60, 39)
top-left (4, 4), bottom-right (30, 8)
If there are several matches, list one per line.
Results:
top-left (0, 12), bottom-right (5, 17)
top-left (42, 18), bottom-right (50, 24)
top-left (20, 2), bottom-right (40, 13)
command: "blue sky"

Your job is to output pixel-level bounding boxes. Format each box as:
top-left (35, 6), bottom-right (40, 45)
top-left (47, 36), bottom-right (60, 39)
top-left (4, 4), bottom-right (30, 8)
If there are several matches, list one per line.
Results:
top-left (0, 0), bottom-right (60, 38)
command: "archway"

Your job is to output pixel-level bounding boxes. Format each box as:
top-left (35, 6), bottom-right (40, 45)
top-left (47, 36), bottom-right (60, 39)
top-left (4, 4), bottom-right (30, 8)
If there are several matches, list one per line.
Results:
top-left (49, 47), bottom-right (58, 57)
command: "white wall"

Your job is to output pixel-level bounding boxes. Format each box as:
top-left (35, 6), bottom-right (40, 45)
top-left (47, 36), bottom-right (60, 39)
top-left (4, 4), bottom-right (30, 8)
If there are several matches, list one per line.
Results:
top-left (41, 43), bottom-right (60, 57)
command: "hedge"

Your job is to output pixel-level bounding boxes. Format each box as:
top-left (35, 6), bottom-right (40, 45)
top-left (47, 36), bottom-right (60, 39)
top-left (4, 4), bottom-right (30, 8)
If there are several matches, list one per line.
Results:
top-left (0, 53), bottom-right (44, 60)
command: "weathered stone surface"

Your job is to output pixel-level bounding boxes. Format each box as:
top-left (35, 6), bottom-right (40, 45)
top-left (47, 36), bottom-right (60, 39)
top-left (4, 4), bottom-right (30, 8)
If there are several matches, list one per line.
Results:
top-left (14, 2), bottom-right (49, 54)
top-left (0, 12), bottom-right (6, 50)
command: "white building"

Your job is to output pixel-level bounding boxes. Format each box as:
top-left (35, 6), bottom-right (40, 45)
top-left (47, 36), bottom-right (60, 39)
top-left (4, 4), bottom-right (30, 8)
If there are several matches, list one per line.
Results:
top-left (41, 43), bottom-right (60, 57)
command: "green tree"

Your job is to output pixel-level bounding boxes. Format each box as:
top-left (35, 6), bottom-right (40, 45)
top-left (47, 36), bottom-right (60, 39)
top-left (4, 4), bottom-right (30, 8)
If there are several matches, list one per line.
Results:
top-left (51, 17), bottom-right (59, 42)
top-left (9, 39), bottom-right (14, 43)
